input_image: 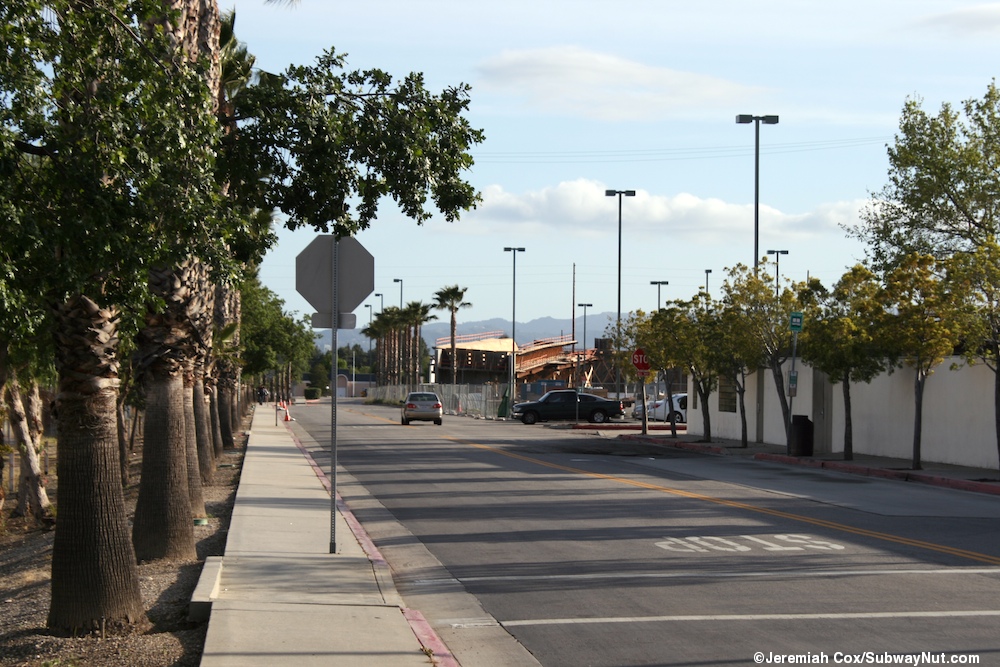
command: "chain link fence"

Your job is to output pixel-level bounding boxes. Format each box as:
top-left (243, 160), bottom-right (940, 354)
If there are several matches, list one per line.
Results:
top-left (366, 383), bottom-right (509, 420)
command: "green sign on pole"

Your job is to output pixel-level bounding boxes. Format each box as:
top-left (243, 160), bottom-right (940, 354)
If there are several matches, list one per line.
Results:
top-left (789, 311), bottom-right (803, 332)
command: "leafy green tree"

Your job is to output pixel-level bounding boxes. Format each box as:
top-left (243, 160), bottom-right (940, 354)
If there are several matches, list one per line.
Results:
top-left (851, 81), bottom-right (1000, 473)
top-left (633, 310), bottom-right (682, 436)
top-left (950, 240), bottom-right (1000, 472)
top-left (881, 254), bottom-right (966, 470)
top-left (800, 266), bottom-right (894, 460)
top-left (713, 296), bottom-right (763, 448)
top-left (3, 0), bottom-right (484, 632)
top-left (855, 82), bottom-right (1000, 270)
top-left (722, 261), bottom-right (799, 443)
top-left (2, 1), bottom-right (236, 631)
top-left (223, 51), bottom-right (484, 238)
top-left (647, 298), bottom-right (717, 441)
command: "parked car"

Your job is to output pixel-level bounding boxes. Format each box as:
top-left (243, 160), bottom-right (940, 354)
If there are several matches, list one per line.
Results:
top-left (633, 393), bottom-right (687, 423)
top-left (512, 390), bottom-right (624, 425)
top-left (401, 391), bottom-right (443, 425)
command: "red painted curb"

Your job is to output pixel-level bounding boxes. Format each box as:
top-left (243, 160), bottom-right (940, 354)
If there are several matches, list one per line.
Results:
top-left (402, 608), bottom-right (461, 667)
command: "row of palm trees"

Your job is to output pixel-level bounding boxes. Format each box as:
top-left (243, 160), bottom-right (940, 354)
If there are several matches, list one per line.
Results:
top-left (362, 285), bottom-right (471, 388)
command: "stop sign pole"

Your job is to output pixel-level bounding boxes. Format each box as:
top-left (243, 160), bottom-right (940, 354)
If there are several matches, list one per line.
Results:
top-left (296, 235), bottom-right (374, 554)
top-left (632, 349), bottom-right (651, 435)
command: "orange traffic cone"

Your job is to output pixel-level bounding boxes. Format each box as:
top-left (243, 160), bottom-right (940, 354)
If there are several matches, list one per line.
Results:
top-left (284, 407), bottom-right (291, 421)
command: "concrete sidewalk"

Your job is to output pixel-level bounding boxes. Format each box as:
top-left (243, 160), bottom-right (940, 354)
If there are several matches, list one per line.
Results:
top-left (198, 406), bottom-right (455, 667)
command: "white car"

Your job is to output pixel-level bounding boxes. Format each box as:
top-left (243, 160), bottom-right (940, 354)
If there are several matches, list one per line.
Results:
top-left (401, 392), bottom-right (443, 425)
top-left (635, 393), bottom-right (687, 423)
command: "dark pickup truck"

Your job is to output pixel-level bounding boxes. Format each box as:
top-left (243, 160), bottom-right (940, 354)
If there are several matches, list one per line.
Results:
top-left (511, 389), bottom-right (625, 425)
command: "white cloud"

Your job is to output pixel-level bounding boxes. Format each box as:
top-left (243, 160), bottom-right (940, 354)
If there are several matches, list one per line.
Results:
top-left (914, 3), bottom-right (1000, 36)
top-left (446, 180), bottom-right (866, 245)
top-left (476, 46), bottom-right (767, 121)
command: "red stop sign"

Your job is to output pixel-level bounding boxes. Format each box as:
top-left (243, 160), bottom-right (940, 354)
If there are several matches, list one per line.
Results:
top-left (632, 348), bottom-right (650, 371)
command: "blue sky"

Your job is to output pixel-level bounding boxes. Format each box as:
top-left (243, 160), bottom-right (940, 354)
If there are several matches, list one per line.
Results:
top-left (236, 0), bottom-right (1000, 332)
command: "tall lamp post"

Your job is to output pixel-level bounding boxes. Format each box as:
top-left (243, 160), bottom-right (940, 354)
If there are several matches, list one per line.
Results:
top-left (736, 114), bottom-right (779, 273)
top-left (705, 269), bottom-right (712, 294)
top-left (392, 278), bottom-right (403, 308)
top-left (766, 249), bottom-right (788, 297)
top-left (650, 280), bottom-right (669, 310)
top-left (606, 188), bottom-right (635, 400)
top-left (374, 292), bottom-right (384, 312)
top-left (577, 302), bottom-right (593, 388)
top-left (504, 247), bottom-right (525, 414)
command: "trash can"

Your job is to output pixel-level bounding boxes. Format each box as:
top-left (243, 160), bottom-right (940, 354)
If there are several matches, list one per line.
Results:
top-left (788, 415), bottom-right (814, 457)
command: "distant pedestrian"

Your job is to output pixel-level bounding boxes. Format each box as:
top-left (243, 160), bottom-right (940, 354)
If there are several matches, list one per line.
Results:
top-left (257, 386), bottom-right (268, 405)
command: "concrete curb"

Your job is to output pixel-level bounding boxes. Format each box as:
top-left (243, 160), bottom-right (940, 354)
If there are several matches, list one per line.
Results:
top-left (611, 432), bottom-right (1000, 497)
top-left (618, 433), bottom-right (725, 455)
top-left (188, 555), bottom-right (224, 623)
top-left (756, 452), bottom-right (1000, 496)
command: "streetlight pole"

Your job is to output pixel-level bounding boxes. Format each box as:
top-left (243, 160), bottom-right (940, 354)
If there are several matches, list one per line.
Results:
top-left (606, 188), bottom-right (635, 401)
top-left (577, 302), bottom-right (592, 387)
top-left (504, 247), bottom-right (525, 415)
top-left (650, 280), bottom-right (669, 310)
top-left (374, 292), bottom-right (384, 312)
top-left (392, 278), bottom-right (403, 308)
top-left (705, 269), bottom-right (712, 294)
top-left (766, 249), bottom-right (789, 297)
top-left (577, 302), bottom-right (593, 421)
top-left (736, 114), bottom-right (779, 273)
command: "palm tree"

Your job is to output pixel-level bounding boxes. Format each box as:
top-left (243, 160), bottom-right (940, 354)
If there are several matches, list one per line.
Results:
top-left (374, 307), bottom-right (403, 386)
top-left (402, 302), bottom-right (437, 388)
top-left (49, 296), bottom-right (146, 630)
top-left (433, 286), bottom-right (471, 408)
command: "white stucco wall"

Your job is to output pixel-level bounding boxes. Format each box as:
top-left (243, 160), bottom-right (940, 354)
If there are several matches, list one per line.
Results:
top-left (687, 356), bottom-right (1000, 470)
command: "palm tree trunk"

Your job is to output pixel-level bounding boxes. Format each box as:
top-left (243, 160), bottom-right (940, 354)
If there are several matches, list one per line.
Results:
top-left (48, 295), bottom-right (146, 632)
top-left (209, 380), bottom-right (224, 459)
top-left (116, 398), bottom-right (131, 489)
top-left (194, 364), bottom-right (215, 484)
top-left (133, 371), bottom-right (196, 561)
top-left (184, 366), bottom-right (206, 518)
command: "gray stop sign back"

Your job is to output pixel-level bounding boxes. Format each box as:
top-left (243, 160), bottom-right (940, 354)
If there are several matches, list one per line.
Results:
top-left (295, 235), bottom-right (374, 319)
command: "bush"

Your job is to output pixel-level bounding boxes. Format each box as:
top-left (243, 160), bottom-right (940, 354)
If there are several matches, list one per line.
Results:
top-left (304, 387), bottom-right (322, 400)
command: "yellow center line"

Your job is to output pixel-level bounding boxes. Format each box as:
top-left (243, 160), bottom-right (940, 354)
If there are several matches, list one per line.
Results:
top-left (445, 436), bottom-right (1000, 566)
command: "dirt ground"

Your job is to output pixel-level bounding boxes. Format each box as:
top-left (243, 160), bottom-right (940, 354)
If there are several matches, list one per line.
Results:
top-left (0, 414), bottom-right (249, 667)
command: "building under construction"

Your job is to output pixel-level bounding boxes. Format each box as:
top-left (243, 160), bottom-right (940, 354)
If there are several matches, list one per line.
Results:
top-left (432, 331), bottom-right (616, 395)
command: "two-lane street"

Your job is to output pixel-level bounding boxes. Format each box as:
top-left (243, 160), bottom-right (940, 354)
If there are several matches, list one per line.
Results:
top-left (290, 398), bottom-right (1000, 666)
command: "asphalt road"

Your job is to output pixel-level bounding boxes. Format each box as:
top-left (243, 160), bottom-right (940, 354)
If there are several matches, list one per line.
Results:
top-left (291, 398), bottom-right (1000, 667)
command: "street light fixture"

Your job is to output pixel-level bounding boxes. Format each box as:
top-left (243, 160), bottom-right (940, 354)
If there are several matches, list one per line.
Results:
top-left (392, 278), bottom-right (403, 308)
top-left (766, 249), bottom-right (789, 297)
top-left (650, 280), bottom-right (669, 310)
top-left (504, 247), bottom-right (525, 414)
top-left (374, 292), bottom-right (384, 312)
top-left (736, 114), bottom-right (779, 273)
top-left (705, 269), bottom-right (712, 294)
top-left (606, 188), bottom-right (636, 401)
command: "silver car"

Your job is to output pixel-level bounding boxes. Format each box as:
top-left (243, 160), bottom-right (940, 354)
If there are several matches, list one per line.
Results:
top-left (401, 392), bottom-right (443, 425)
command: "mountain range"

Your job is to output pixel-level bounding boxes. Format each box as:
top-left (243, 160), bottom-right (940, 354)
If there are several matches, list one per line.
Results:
top-left (315, 311), bottom-right (618, 351)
